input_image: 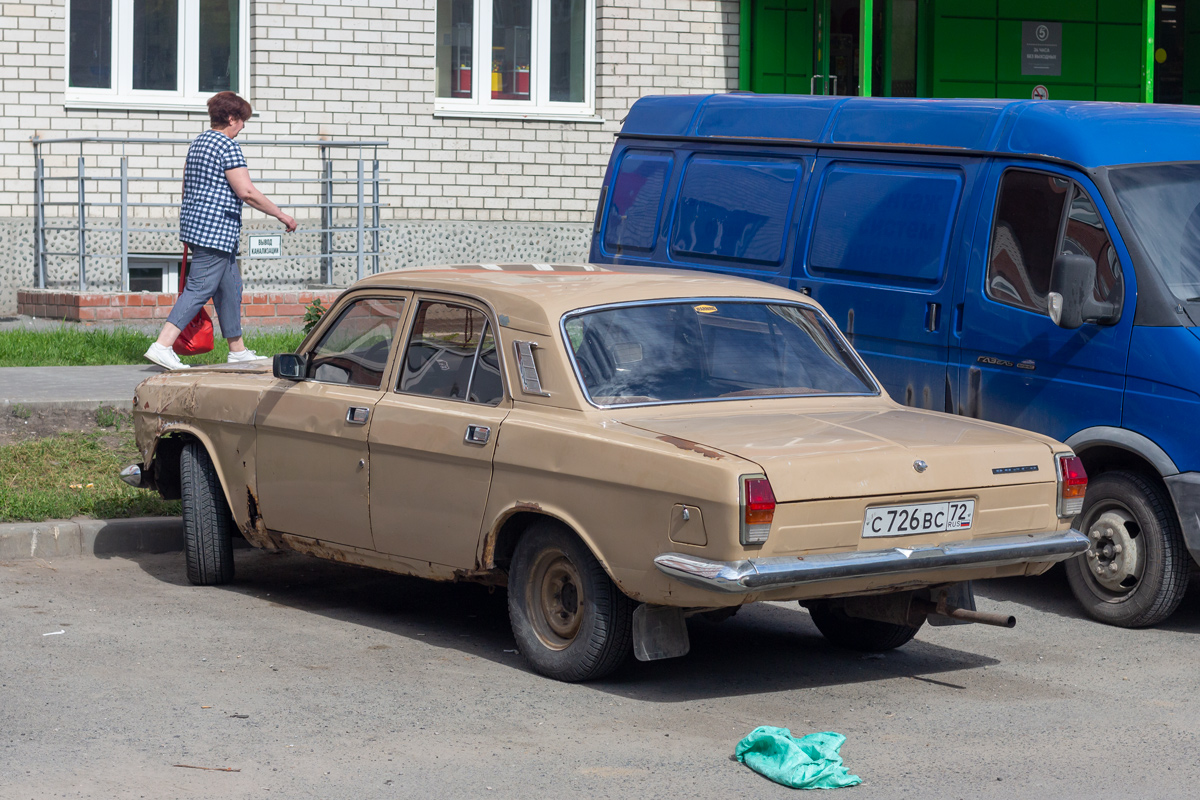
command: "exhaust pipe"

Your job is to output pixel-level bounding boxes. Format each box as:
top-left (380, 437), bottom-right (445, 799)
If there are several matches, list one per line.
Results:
top-left (914, 596), bottom-right (1016, 628)
top-left (836, 591), bottom-right (1017, 629)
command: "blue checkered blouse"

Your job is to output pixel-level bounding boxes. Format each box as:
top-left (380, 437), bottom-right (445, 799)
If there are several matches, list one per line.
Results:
top-left (179, 129), bottom-right (248, 254)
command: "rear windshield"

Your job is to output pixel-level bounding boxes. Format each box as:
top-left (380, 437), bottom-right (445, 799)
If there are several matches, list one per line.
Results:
top-left (1110, 163), bottom-right (1200, 304)
top-left (563, 301), bottom-right (877, 407)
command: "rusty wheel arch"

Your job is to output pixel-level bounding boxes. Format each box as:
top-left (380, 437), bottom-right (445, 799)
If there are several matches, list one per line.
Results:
top-left (150, 433), bottom-right (195, 500)
top-left (487, 510), bottom-right (556, 573)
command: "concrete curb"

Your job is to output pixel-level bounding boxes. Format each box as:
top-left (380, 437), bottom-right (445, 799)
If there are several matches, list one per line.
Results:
top-left (0, 516), bottom-right (183, 560)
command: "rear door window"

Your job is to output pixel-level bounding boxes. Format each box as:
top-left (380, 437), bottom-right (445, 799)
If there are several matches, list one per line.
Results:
top-left (602, 150), bottom-right (673, 254)
top-left (670, 157), bottom-right (804, 269)
top-left (399, 301), bottom-right (503, 405)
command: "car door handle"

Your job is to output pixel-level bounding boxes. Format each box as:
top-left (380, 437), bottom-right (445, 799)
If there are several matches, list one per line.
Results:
top-left (925, 302), bottom-right (941, 333)
top-left (464, 424), bottom-right (491, 445)
top-left (346, 406), bottom-right (370, 425)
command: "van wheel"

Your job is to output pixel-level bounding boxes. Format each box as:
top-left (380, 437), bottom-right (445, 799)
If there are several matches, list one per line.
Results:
top-left (806, 601), bottom-right (923, 652)
top-left (507, 521), bottom-right (633, 681)
top-left (180, 441), bottom-right (235, 586)
top-left (1064, 470), bottom-right (1188, 628)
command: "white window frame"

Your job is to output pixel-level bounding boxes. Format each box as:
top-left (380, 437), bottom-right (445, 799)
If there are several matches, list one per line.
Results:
top-left (65, 0), bottom-right (250, 112)
top-left (434, 0), bottom-right (600, 123)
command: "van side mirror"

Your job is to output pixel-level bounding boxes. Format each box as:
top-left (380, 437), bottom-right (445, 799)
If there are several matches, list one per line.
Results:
top-left (273, 353), bottom-right (307, 380)
top-left (1047, 253), bottom-right (1119, 329)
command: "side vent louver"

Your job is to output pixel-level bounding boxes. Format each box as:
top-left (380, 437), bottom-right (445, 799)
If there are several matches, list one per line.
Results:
top-left (514, 340), bottom-right (550, 396)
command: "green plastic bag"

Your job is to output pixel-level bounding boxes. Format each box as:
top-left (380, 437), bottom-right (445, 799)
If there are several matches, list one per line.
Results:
top-left (735, 727), bottom-right (862, 789)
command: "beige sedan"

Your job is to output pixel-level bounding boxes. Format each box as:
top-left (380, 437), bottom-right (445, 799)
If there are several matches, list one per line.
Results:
top-left (122, 264), bottom-right (1088, 681)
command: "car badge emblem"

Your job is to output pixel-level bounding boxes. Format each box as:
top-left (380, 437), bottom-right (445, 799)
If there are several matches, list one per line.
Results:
top-left (913, 460), bottom-right (928, 473)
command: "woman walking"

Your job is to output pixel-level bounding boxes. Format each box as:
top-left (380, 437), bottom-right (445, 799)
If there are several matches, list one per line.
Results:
top-left (145, 92), bottom-right (297, 371)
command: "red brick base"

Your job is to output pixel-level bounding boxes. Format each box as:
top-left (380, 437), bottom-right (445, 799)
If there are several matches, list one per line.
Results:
top-left (16, 289), bottom-right (342, 326)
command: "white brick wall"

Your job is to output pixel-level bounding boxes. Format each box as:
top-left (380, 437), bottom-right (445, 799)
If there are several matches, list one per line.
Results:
top-left (0, 0), bottom-right (740, 221)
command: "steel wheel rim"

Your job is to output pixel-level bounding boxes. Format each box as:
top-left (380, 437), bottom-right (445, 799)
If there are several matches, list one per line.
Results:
top-left (1080, 503), bottom-right (1145, 599)
top-left (526, 548), bottom-right (584, 651)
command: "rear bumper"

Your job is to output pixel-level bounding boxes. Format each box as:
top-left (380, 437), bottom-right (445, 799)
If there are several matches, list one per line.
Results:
top-left (653, 529), bottom-right (1088, 594)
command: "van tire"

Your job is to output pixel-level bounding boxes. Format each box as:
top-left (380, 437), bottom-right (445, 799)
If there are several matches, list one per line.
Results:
top-left (806, 601), bottom-right (923, 652)
top-left (180, 441), bottom-right (235, 586)
top-left (1065, 470), bottom-right (1188, 628)
top-left (507, 521), bottom-right (633, 681)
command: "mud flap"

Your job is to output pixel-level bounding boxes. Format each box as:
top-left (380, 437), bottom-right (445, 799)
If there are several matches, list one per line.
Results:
top-left (632, 604), bottom-right (690, 661)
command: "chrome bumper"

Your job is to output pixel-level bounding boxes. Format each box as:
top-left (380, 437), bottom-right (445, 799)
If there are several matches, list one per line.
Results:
top-left (654, 530), bottom-right (1089, 594)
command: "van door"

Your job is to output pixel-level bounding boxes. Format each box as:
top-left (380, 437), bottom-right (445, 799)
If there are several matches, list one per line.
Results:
top-left (795, 153), bottom-right (983, 409)
top-left (954, 164), bottom-right (1134, 440)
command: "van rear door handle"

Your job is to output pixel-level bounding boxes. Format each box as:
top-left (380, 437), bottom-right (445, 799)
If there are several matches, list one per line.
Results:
top-left (925, 302), bottom-right (941, 332)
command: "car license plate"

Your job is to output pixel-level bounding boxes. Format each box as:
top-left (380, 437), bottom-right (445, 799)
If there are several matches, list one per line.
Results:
top-left (862, 500), bottom-right (975, 538)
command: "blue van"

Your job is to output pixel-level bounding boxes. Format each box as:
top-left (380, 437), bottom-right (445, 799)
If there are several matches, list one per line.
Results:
top-left (589, 94), bottom-right (1200, 628)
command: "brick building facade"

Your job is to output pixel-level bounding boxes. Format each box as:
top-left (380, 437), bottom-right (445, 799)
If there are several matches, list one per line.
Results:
top-left (0, 1), bottom-right (740, 314)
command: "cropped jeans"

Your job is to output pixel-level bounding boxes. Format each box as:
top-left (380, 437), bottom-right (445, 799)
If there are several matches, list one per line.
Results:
top-left (166, 244), bottom-right (243, 339)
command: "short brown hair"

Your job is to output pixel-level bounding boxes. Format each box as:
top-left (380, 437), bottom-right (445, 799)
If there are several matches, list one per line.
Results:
top-left (208, 92), bottom-right (252, 128)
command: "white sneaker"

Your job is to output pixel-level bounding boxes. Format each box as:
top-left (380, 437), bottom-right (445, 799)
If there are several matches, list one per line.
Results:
top-left (226, 348), bottom-right (261, 363)
top-left (144, 342), bottom-right (190, 371)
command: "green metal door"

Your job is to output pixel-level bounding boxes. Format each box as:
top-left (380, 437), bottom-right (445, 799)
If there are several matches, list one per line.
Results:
top-left (748, 0), bottom-right (863, 95)
top-left (749, 0), bottom-right (816, 93)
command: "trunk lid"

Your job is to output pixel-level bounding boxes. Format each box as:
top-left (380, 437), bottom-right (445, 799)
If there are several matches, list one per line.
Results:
top-left (619, 406), bottom-right (1057, 501)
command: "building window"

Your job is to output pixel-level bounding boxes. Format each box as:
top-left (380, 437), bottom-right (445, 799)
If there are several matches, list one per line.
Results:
top-left (66, 0), bottom-right (247, 111)
top-left (435, 0), bottom-right (596, 119)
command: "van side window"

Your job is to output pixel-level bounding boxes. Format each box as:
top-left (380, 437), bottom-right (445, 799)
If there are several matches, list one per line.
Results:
top-left (603, 151), bottom-right (673, 253)
top-left (670, 158), bottom-right (803, 269)
top-left (808, 165), bottom-right (961, 286)
top-left (986, 170), bottom-right (1121, 312)
top-left (987, 170), bottom-right (1068, 312)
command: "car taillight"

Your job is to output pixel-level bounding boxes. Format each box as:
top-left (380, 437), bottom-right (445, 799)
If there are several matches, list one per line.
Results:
top-left (741, 475), bottom-right (776, 545)
top-left (1056, 454), bottom-right (1088, 518)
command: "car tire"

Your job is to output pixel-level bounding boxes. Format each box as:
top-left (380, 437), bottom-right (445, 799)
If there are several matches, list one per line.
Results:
top-left (507, 521), bottom-right (633, 681)
top-left (805, 601), bottom-right (923, 652)
top-left (180, 441), bottom-right (235, 586)
top-left (1064, 470), bottom-right (1188, 628)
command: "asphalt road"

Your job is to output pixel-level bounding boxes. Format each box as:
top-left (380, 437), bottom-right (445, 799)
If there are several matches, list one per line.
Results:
top-left (3, 550), bottom-right (1198, 799)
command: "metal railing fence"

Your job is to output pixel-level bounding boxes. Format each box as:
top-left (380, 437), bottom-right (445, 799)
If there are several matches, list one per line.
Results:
top-left (29, 136), bottom-right (388, 291)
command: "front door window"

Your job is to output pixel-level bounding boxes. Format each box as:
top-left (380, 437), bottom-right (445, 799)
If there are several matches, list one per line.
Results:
top-left (308, 297), bottom-right (407, 388)
top-left (986, 169), bottom-right (1122, 315)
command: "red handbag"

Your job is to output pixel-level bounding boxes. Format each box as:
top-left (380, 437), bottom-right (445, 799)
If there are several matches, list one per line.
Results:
top-left (172, 244), bottom-right (215, 356)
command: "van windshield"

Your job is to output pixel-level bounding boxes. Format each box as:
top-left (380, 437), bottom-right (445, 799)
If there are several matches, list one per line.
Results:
top-left (1110, 163), bottom-right (1200, 304)
top-left (563, 301), bottom-right (878, 407)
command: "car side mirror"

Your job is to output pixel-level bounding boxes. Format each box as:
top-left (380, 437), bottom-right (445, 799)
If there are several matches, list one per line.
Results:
top-left (1047, 253), bottom-right (1119, 329)
top-left (273, 353), bottom-right (307, 380)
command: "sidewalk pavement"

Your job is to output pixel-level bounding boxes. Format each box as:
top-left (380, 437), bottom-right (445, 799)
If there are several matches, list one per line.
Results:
top-left (0, 364), bottom-right (163, 412)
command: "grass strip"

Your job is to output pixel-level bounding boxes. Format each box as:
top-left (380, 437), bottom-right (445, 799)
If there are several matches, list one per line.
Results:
top-left (0, 327), bottom-right (304, 367)
top-left (0, 427), bottom-right (180, 522)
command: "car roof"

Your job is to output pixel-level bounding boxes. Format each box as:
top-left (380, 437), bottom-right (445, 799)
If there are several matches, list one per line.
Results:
top-left (351, 263), bottom-right (811, 333)
top-left (620, 94), bottom-right (1200, 170)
